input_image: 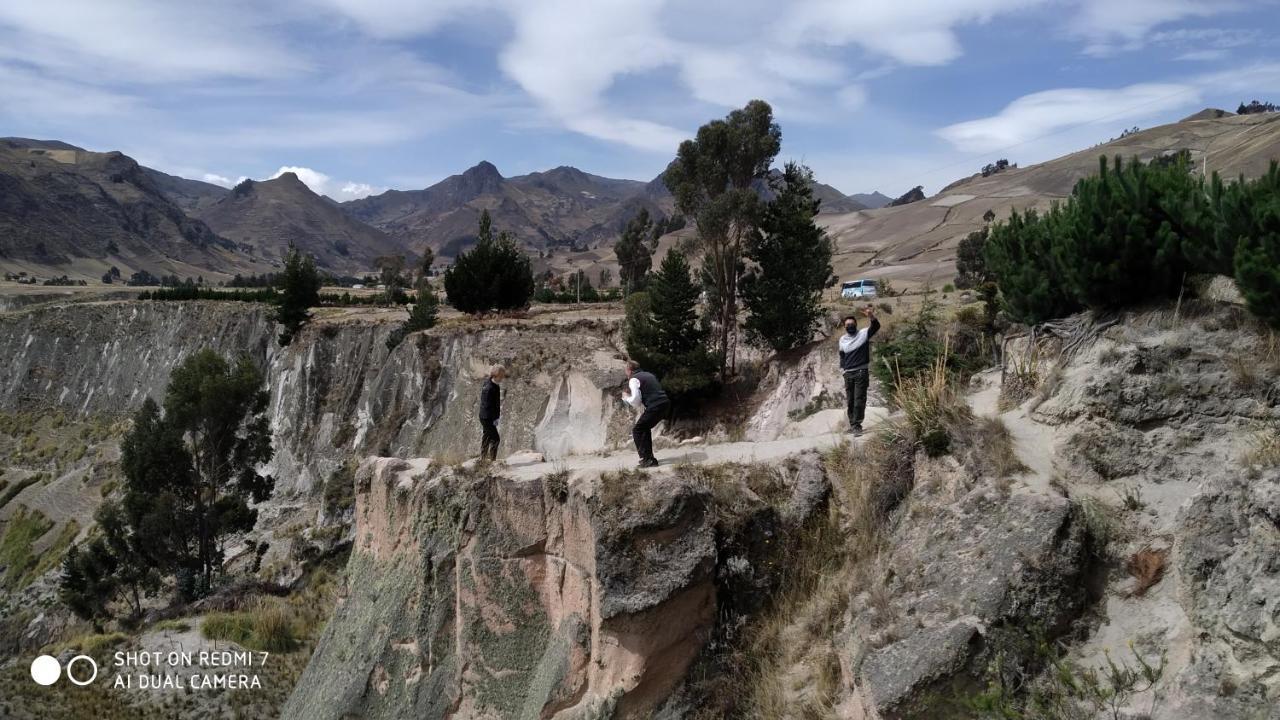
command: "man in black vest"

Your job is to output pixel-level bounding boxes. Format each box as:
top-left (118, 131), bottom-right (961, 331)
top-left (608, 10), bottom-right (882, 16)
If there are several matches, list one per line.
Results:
top-left (839, 306), bottom-right (880, 436)
top-left (621, 360), bottom-right (670, 468)
top-left (478, 364), bottom-right (504, 461)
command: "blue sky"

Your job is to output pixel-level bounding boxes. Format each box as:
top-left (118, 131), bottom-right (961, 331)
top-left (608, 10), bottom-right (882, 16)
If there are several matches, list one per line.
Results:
top-left (2, 1), bottom-right (1278, 201)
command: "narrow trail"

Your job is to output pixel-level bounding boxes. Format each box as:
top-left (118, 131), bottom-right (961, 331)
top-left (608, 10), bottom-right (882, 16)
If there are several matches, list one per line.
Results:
top-left (498, 406), bottom-right (890, 481)
top-left (968, 369), bottom-right (1059, 495)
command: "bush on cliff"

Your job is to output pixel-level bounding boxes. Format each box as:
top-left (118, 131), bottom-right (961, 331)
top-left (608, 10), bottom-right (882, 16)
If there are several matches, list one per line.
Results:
top-left (276, 244), bottom-right (321, 345)
top-left (443, 210), bottom-right (534, 313)
top-left (624, 250), bottom-right (719, 400)
top-left (386, 284), bottom-right (440, 350)
top-left (984, 155), bottom-right (1280, 327)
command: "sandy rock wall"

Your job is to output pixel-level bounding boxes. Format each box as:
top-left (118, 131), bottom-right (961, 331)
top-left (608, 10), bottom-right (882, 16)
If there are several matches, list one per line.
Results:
top-left (1005, 303), bottom-right (1280, 719)
top-left (283, 455), bottom-right (832, 719)
top-left (0, 302), bottom-right (636, 497)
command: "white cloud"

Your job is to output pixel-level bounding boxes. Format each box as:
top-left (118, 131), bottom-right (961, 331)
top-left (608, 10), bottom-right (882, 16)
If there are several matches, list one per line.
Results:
top-left (1069, 0), bottom-right (1235, 56)
top-left (202, 173), bottom-right (247, 187)
top-left (936, 61), bottom-right (1280, 155)
top-left (780, 0), bottom-right (1051, 65)
top-left (936, 82), bottom-right (1199, 153)
top-left (307, 0), bottom-right (489, 38)
top-left (0, 1), bottom-right (307, 82)
top-left (269, 166), bottom-right (383, 200)
top-left (0, 65), bottom-right (136, 119)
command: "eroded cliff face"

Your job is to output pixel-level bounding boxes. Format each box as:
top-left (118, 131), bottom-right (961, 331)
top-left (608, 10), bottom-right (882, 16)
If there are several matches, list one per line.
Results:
top-left (0, 301), bottom-right (635, 499)
top-left (283, 454), bottom-right (831, 719)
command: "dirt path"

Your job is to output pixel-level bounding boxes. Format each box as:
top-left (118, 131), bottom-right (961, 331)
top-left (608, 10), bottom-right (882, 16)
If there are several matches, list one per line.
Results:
top-left (499, 406), bottom-right (890, 480)
top-left (968, 369), bottom-right (1058, 495)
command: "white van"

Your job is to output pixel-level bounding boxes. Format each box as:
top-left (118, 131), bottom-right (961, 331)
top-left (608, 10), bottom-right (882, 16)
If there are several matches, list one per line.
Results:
top-left (840, 279), bottom-right (878, 299)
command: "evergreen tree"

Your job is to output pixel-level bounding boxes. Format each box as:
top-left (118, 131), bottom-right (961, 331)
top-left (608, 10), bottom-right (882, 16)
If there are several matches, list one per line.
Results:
top-left (615, 208), bottom-right (654, 294)
top-left (740, 162), bottom-right (834, 352)
top-left (624, 250), bottom-right (718, 399)
top-left (664, 100), bottom-right (781, 376)
top-left (60, 499), bottom-right (161, 624)
top-left (142, 351), bottom-right (272, 596)
top-left (59, 538), bottom-right (120, 630)
top-left (984, 206), bottom-right (1080, 324)
top-left (63, 353), bottom-right (273, 612)
top-left (1233, 163), bottom-right (1280, 328)
top-left (444, 210), bottom-right (535, 313)
top-left (1054, 155), bottom-right (1206, 309)
top-left (275, 244), bottom-right (320, 346)
top-left (386, 284), bottom-right (440, 350)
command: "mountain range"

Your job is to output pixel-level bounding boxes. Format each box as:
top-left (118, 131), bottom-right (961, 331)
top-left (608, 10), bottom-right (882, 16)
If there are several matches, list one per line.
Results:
top-left (13, 109), bottom-right (1273, 287)
top-left (0, 139), bottom-right (879, 280)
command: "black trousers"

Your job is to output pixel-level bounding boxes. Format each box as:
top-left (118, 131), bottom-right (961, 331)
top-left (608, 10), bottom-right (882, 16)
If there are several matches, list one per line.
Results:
top-left (844, 369), bottom-right (869, 428)
top-left (479, 419), bottom-right (500, 461)
top-left (632, 402), bottom-right (669, 462)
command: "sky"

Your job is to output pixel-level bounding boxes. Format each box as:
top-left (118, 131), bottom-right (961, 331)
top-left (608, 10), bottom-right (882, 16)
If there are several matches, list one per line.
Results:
top-left (2, 1), bottom-right (1279, 201)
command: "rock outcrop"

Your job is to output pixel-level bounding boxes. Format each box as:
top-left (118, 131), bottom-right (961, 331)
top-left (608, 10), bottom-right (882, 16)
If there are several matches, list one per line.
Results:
top-left (283, 453), bottom-right (832, 719)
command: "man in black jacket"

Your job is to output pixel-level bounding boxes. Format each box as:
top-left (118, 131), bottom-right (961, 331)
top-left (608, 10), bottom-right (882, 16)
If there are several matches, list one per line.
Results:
top-left (621, 360), bottom-right (670, 468)
top-left (839, 306), bottom-right (880, 436)
top-left (478, 365), bottom-right (505, 461)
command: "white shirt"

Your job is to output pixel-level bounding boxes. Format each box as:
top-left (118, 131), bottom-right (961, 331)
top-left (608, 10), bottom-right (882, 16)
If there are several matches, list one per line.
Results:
top-left (839, 326), bottom-right (870, 354)
top-left (622, 377), bottom-right (643, 407)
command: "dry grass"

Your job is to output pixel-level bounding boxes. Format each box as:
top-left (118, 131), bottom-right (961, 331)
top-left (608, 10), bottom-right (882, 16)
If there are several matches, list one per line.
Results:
top-left (201, 598), bottom-right (298, 652)
top-left (1127, 547), bottom-right (1168, 597)
top-left (892, 346), bottom-right (972, 458)
top-left (1000, 344), bottom-right (1042, 410)
top-left (970, 416), bottom-right (1027, 490)
top-left (709, 433), bottom-right (918, 719)
top-left (1243, 426), bottom-right (1280, 469)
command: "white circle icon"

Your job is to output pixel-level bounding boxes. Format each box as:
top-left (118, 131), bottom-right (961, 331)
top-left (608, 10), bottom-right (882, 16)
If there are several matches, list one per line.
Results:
top-left (66, 655), bottom-right (98, 686)
top-left (30, 655), bottom-right (60, 686)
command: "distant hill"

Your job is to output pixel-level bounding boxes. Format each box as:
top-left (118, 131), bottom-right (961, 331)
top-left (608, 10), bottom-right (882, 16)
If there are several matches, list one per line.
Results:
top-left (143, 168), bottom-right (228, 213)
top-left (197, 172), bottom-right (404, 272)
top-left (848, 191), bottom-right (892, 209)
top-left (817, 109), bottom-right (1280, 288)
top-left (344, 161), bottom-right (666, 259)
top-left (344, 161), bottom-right (860, 259)
top-left (0, 139), bottom-right (246, 280)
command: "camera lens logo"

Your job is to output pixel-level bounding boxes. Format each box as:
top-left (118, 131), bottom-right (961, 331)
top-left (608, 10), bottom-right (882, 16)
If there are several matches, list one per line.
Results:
top-left (30, 654), bottom-right (98, 686)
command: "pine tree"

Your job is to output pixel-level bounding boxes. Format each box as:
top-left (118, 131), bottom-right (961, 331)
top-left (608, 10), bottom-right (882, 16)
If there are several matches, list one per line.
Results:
top-left (386, 284), bottom-right (440, 350)
top-left (984, 206), bottom-right (1080, 324)
top-left (444, 210), bottom-right (535, 313)
top-left (740, 162), bottom-right (834, 352)
top-left (1053, 156), bottom-right (1204, 309)
top-left (1233, 163), bottom-right (1280, 328)
top-left (275, 244), bottom-right (320, 346)
top-left (624, 250), bottom-right (718, 399)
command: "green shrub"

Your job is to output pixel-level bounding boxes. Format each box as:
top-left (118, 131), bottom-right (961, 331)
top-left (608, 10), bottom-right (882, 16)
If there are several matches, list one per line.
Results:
top-left (443, 210), bottom-right (534, 313)
top-left (985, 206), bottom-right (1080, 324)
top-left (385, 286), bottom-right (439, 350)
top-left (1233, 190), bottom-right (1280, 328)
top-left (873, 298), bottom-right (945, 393)
top-left (1054, 156), bottom-right (1207, 310)
top-left (201, 600), bottom-right (297, 652)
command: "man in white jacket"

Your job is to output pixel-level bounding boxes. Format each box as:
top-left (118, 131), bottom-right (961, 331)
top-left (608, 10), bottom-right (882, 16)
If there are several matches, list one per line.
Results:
top-left (839, 306), bottom-right (880, 436)
top-left (621, 360), bottom-right (670, 468)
